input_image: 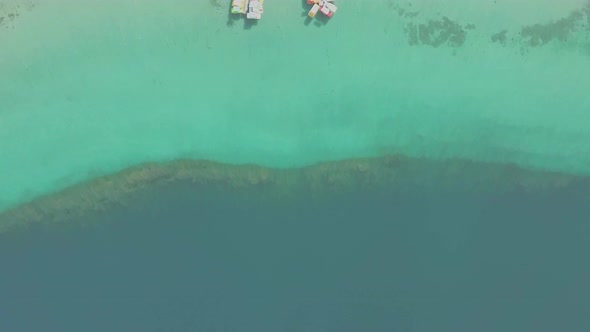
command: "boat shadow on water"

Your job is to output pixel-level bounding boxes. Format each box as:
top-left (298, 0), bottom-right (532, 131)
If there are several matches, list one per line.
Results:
top-left (243, 18), bottom-right (259, 30)
top-left (225, 1), bottom-right (240, 27)
top-left (226, 13), bottom-right (260, 30)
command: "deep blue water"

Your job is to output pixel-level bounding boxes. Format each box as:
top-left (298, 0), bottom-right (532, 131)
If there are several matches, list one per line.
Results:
top-left (1, 180), bottom-right (590, 331)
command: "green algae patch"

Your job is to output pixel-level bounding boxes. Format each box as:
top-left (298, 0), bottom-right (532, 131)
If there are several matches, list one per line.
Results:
top-left (0, 156), bottom-right (584, 234)
top-left (406, 17), bottom-right (469, 48)
top-left (520, 10), bottom-right (587, 47)
top-left (491, 29), bottom-right (508, 45)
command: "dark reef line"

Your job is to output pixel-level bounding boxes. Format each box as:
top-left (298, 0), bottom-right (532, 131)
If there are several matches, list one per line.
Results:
top-left (1, 155), bottom-right (586, 234)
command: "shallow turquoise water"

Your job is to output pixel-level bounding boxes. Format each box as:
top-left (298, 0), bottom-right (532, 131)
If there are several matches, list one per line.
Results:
top-left (1, 0), bottom-right (590, 210)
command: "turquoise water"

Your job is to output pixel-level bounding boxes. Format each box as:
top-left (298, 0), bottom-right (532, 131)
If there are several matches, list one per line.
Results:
top-left (2, 1), bottom-right (590, 330)
top-left (1, 0), bottom-right (590, 210)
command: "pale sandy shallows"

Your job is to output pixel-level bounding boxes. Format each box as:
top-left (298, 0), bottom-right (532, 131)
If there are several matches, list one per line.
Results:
top-left (0, 0), bottom-right (589, 214)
